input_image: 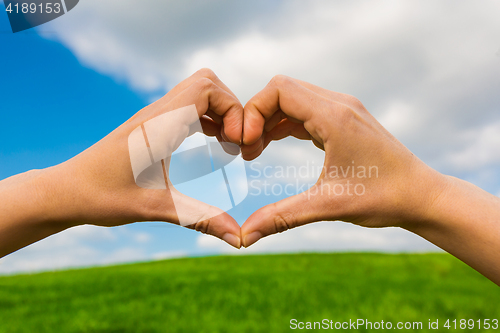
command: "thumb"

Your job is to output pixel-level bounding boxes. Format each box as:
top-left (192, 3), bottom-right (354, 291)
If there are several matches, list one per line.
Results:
top-left (241, 186), bottom-right (327, 247)
top-left (168, 187), bottom-right (242, 249)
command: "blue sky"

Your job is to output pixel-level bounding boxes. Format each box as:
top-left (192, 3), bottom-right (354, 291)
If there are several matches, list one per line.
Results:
top-left (0, 15), bottom-right (145, 176)
top-left (1, 0), bottom-right (499, 274)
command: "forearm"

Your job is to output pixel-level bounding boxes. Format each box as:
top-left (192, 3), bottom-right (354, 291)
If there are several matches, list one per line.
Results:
top-left (404, 175), bottom-right (500, 285)
top-left (0, 169), bottom-right (70, 258)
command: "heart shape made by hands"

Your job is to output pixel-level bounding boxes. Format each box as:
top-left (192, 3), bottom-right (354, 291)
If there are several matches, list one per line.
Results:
top-left (129, 104), bottom-right (248, 229)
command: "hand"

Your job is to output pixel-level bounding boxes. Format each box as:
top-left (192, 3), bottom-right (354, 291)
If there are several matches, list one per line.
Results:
top-left (0, 69), bottom-right (244, 256)
top-left (239, 75), bottom-right (500, 285)
top-left (239, 75), bottom-right (448, 246)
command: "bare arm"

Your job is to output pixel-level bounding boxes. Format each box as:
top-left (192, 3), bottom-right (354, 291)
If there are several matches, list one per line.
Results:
top-left (405, 175), bottom-right (500, 283)
top-left (0, 169), bottom-right (66, 258)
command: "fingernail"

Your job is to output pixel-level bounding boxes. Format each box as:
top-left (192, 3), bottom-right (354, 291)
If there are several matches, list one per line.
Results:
top-left (243, 231), bottom-right (262, 247)
top-left (222, 233), bottom-right (241, 249)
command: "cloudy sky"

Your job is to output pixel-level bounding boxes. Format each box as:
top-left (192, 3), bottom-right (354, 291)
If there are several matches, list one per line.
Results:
top-left (1, 0), bottom-right (499, 274)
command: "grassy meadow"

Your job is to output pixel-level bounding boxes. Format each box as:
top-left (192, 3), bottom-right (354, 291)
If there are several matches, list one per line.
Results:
top-left (0, 253), bottom-right (498, 332)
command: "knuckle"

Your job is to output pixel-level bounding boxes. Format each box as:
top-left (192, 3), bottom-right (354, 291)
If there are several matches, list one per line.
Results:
top-left (194, 77), bottom-right (215, 91)
top-left (194, 218), bottom-right (211, 234)
top-left (333, 104), bottom-right (366, 134)
top-left (268, 74), bottom-right (291, 88)
top-left (344, 94), bottom-right (364, 110)
top-left (335, 103), bottom-right (356, 123)
top-left (195, 68), bottom-right (217, 81)
top-left (272, 208), bottom-right (294, 233)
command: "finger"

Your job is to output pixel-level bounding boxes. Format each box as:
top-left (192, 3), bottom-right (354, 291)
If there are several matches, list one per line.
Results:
top-left (169, 188), bottom-right (241, 249)
top-left (240, 185), bottom-right (330, 247)
top-left (206, 84), bottom-right (243, 145)
top-left (243, 75), bottom-right (326, 145)
top-left (241, 137), bottom-right (265, 161)
top-left (250, 121), bottom-right (310, 159)
top-left (199, 116), bottom-right (222, 138)
top-left (264, 109), bottom-right (286, 132)
top-left (185, 211), bottom-right (242, 249)
top-left (266, 119), bottom-right (312, 142)
top-left (164, 78), bottom-right (243, 145)
top-left (148, 69), bottom-right (242, 145)
top-left (292, 78), bottom-right (353, 104)
top-left (137, 183), bottom-right (241, 249)
top-left (240, 134), bottom-right (264, 155)
top-left (241, 120), bottom-right (317, 161)
top-left (264, 120), bottom-right (324, 150)
top-left (180, 70), bottom-right (242, 143)
top-left (219, 124), bottom-right (241, 155)
top-left (159, 68), bottom-right (239, 106)
top-left (206, 109), bottom-right (223, 124)
top-left (198, 117), bottom-right (240, 154)
top-left (190, 68), bottom-right (239, 100)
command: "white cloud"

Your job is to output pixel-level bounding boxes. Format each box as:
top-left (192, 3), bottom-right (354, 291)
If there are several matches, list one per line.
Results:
top-left (197, 234), bottom-right (236, 251)
top-left (197, 222), bottom-right (441, 255)
top-left (133, 232), bottom-right (152, 244)
top-left (442, 121), bottom-right (500, 171)
top-left (0, 225), bottom-right (152, 275)
top-left (178, 32), bottom-right (328, 103)
top-left (377, 101), bottom-right (422, 139)
top-left (100, 247), bottom-right (149, 265)
top-left (152, 251), bottom-right (187, 261)
top-left (41, 0), bottom-right (280, 93)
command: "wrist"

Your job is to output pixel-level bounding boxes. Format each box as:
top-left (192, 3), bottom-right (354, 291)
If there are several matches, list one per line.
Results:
top-left (413, 173), bottom-right (454, 230)
top-left (401, 169), bottom-right (490, 237)
top-left (396, 161), bottom-right (452, 231)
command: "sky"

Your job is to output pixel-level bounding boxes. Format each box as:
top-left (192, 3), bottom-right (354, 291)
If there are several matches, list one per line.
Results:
top-left (0, 0), bottom-right (499, 274)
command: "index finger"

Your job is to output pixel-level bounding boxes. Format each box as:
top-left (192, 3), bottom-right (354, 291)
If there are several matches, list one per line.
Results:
top-left (158, 68), bottom-right (239, 106)
top-left (243, 75), bottom-right (324, 145)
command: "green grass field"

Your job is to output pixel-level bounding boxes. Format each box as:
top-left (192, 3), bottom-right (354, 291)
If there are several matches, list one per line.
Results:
top-left (0, 253), bottom-right (498, 332)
